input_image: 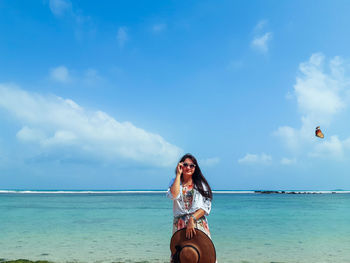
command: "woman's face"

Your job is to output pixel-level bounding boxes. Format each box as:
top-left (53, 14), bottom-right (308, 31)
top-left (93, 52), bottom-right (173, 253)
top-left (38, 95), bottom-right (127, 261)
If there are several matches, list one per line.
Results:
top-left (182, 158), bottom-right (196, 177)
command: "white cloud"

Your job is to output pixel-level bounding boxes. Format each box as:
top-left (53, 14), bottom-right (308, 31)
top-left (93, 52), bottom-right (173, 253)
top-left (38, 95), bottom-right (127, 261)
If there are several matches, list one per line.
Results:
top-left (49, 67), bottom-right (104, 86)
top-left (117, 27), bottom-right (128, 47)
top-left (254, 19), bottom-right (268, 32)
top-left (0, 84), bottom-right (182, 166)
top-left (275, 53), bottom-right (350, 156)
top-left (17, 126), bottom-right (46, 142)
top-left (280, 157), bottom-right (296, 165)
top-left (251, 32), bottom-right (272, 53)
top-left (49, 0), bottom-right (72, 16)
top-left (274, 53), bottom-right (350, 161)
top-left (274, 125), bottom-right (301, 153)
top-left (152, 23), bottom-right (167, 33)
top-left (200, 157), bottom-right (220, 167)
top-left (295, 54), bottom-right (346, 119)
top-left (308, 135), bottom-right (350, 160)
top-left (49, 0), bottom-right (94, 42)
top-left (50, 66), bottom-right (70, 83)
top-left (238, 153), bottom-right (272, 165)
top-left (251, 20), bottom-right (272, 54)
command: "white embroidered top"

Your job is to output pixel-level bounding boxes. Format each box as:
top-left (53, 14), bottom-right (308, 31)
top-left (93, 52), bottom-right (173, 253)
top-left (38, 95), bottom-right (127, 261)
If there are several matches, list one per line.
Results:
top-left (166, 177), bottom-right (212, 217)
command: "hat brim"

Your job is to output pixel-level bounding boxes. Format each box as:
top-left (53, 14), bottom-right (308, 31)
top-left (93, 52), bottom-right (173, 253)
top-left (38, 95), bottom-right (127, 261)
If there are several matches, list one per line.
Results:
top-left (170, 228), bottom-right (216, 263)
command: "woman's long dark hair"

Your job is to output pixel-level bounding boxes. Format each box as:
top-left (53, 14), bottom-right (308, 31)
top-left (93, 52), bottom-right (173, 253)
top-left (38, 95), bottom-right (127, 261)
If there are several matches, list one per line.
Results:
top-left (175, 153), bottom-right (213, 200)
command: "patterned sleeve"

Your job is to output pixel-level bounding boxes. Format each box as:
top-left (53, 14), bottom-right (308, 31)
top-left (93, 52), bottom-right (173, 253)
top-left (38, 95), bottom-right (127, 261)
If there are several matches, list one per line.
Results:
top-left (166, 177), bottom-right (181, 200)
top-left (190, 182), bottom-right (212, 215)
top-left (201, 195), bottom-right (211, 215)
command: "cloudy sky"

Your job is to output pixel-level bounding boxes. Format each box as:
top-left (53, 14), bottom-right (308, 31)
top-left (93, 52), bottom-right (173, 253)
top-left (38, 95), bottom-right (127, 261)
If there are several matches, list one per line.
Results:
top-left (1, 0), bottom-right (350, 190)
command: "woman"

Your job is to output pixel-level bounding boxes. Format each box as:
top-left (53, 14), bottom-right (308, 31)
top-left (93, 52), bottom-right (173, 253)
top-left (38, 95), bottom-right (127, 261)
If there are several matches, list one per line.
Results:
top-left (167, 153), bottom-right (213, 240)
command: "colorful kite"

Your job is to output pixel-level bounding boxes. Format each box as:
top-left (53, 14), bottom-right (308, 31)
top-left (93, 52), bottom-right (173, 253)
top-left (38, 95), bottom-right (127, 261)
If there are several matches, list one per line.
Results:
top-left (315, 126), bottom-right (324, 138)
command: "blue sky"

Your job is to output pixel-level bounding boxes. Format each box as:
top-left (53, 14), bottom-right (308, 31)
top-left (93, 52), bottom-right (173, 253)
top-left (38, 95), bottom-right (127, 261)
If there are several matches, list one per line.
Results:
top-left (1, 0), bottom-right (350, 190)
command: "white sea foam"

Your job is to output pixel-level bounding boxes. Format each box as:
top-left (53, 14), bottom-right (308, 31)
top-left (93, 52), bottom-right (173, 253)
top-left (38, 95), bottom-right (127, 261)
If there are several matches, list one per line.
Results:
top-left (214, 190), bottom-right (350, 194)
top-left (213, 190), bottom-right (256, 194)
top-left (252, 190), bottom-right (350, 194)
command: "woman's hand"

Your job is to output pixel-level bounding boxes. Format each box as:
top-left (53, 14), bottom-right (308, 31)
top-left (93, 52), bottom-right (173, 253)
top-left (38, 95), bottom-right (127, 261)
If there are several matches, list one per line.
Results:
top-left (176, 162), bottom-right (183, 176)
top-left (186, 217), bottom-right (196, 239)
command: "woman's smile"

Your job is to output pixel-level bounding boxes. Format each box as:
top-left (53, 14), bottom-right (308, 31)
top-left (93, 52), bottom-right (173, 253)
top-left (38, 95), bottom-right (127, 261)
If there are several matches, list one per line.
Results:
top-left (182, 158), bottom-right (195, 176)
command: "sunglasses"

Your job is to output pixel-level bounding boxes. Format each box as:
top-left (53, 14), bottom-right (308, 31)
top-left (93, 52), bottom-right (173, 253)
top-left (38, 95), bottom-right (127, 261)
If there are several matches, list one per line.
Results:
top-left (183, 163), bottom-right (196, 169)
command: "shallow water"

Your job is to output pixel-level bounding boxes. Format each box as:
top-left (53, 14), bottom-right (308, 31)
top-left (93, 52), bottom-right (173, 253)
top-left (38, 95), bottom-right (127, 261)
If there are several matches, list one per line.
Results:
top-left (1, 192), bottom-right (350, 263)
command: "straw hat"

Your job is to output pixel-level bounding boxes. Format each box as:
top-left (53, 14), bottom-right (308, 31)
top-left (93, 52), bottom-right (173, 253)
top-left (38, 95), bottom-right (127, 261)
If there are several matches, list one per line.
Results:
top-left (170, 228), bottom-right (216, 263)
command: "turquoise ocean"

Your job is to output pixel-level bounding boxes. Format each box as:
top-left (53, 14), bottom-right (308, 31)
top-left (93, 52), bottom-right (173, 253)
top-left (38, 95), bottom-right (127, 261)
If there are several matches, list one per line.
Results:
top-left (1, 190), bottom-right (350, 263)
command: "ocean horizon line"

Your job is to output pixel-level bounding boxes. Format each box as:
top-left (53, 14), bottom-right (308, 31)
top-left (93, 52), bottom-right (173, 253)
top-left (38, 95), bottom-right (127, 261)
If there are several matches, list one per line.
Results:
top-left (1, 189), bottom-right (350, 194)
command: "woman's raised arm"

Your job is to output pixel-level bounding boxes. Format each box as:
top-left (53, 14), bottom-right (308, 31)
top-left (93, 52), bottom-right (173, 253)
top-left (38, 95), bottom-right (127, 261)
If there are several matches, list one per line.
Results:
top-left (170, 162), bottom-right (182, 198)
